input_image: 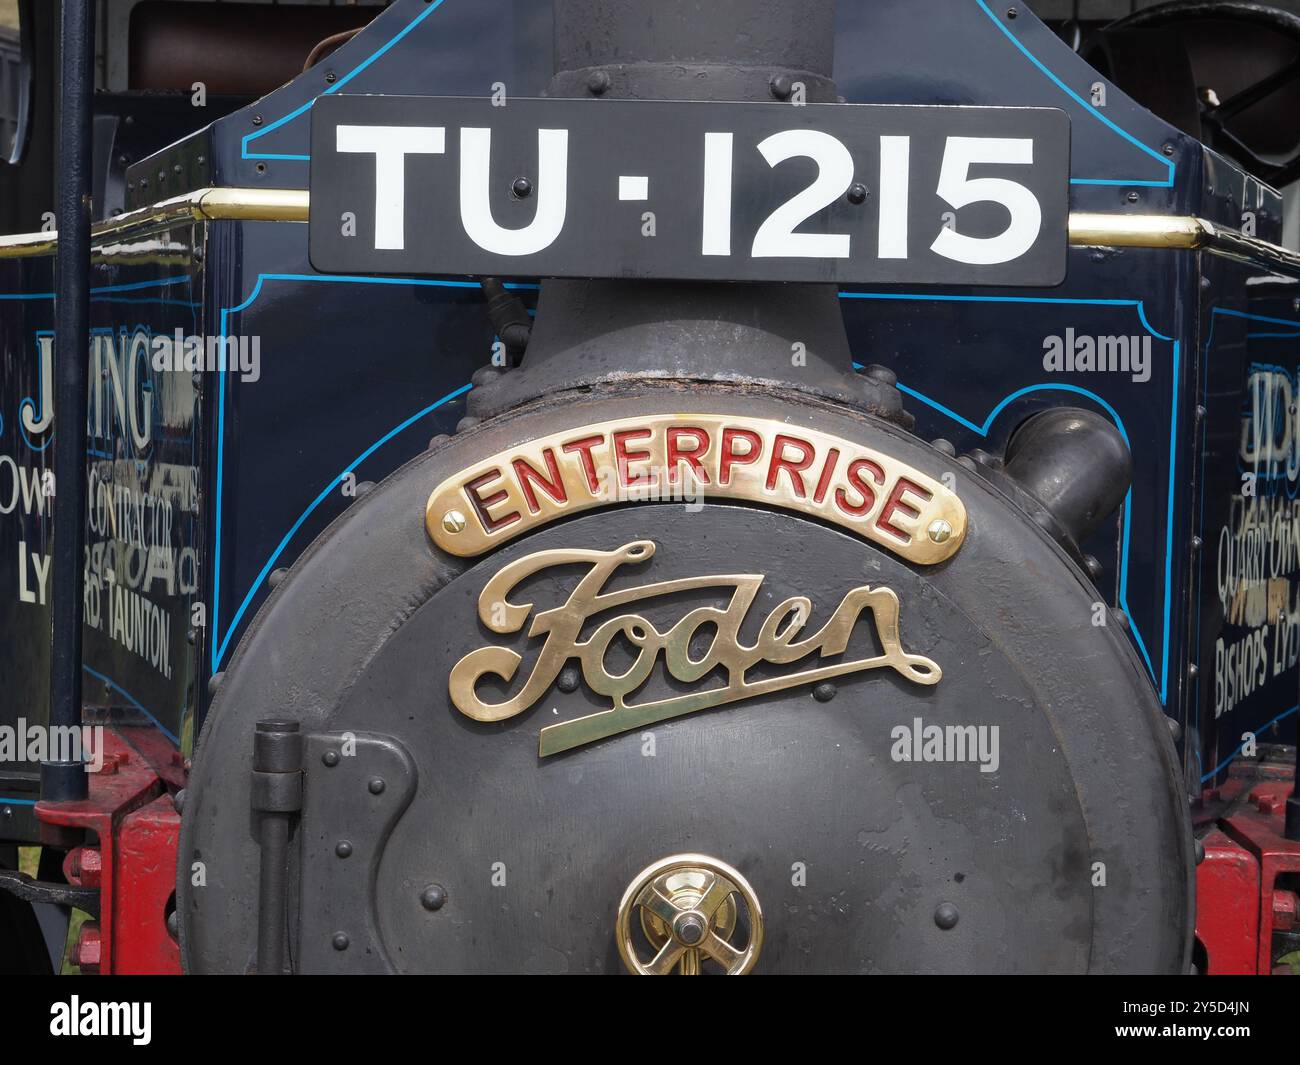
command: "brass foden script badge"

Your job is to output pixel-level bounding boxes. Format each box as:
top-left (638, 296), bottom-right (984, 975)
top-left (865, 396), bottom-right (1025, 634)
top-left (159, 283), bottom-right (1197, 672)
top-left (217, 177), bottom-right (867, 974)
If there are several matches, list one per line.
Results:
top-left (427, 415), bottom-right (966, 565)
top-left (449, 541), bottom-right (942, 756)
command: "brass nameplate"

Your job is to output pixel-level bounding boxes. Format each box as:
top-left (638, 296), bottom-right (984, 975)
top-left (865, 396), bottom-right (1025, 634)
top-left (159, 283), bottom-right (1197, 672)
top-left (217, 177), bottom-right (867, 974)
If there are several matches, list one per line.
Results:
top-left (449, 541), bottom-right (941, 756)
top-left (427, 415), bottom-right (966, 565)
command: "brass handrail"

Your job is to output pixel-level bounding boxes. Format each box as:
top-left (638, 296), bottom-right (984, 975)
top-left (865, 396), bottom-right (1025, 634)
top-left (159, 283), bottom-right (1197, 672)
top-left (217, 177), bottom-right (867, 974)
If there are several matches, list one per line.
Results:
top-left (2, 188), bottom-right (1298, 280)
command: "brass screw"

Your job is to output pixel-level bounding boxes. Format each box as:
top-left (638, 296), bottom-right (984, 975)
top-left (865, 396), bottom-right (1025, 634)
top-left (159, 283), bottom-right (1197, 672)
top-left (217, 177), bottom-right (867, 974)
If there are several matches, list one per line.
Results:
top-left (441, 510), bottom-right (467, 534)
top-left (927, 519), bottom-right (953, 544)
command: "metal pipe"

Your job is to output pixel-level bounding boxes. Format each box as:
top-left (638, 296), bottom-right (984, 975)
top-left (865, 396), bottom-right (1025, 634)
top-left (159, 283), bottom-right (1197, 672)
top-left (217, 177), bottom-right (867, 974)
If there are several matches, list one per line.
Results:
top-left (1287, 717), bottom-right (1300, 841)
top-left (42, 0), bottom-right (95, 803)
top-left (252, 721), bottom-right (303, 974)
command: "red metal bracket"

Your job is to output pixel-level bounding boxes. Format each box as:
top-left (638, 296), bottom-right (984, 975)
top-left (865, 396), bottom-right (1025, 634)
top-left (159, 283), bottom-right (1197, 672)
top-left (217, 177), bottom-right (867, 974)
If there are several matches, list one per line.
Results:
top-left (1197, 760), bottom-right (1300, 975)
top-left (1196, 827), bottom-right (1260, 973)
top-left (34, 727), bottom-right (182, 974)
top-left (1220, 780), bottom-right (1300, 975)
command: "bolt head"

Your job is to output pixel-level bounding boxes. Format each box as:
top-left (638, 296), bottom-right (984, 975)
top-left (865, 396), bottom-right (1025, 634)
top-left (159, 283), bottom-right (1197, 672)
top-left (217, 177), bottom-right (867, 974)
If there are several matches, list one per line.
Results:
top-left (847, 182), bottom-right (868, 205)
top-left (368, 777), bottom-right (386, 795)
top-left (934, 902), bottom-right (960, 930)
top-left (927, 519), bottom-right (953, 544)
top-left (511, 177), bottom-right (533, 199)
top-left (441, 510), bottom-right (467, 534)
top-left (420, 884), bottom-right (448, 911)
top-left (322, 750), bottom-right (340, 767)
top-left (673, 912), bottom-right (707, 945)
top-left (335, 840), bottom-right (353, 859)
top-left (332, 932), bottom-right (350, 951)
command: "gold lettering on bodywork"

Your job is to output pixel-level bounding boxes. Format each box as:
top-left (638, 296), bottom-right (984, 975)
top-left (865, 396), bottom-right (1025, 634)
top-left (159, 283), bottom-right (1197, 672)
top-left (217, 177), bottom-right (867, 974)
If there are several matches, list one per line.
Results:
top-left (448, 541), bottom-right (941, 755)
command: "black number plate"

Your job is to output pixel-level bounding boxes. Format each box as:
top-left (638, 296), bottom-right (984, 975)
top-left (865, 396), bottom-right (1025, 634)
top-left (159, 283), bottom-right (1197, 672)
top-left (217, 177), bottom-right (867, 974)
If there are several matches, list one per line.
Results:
top-left (309, 96), bottom-right (1070, 286)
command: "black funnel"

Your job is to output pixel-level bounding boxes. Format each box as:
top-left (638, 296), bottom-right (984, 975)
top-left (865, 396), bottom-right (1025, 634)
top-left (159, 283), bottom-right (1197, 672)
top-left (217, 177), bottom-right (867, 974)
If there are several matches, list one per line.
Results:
top-left (466, 0), bottom-right (906, 426)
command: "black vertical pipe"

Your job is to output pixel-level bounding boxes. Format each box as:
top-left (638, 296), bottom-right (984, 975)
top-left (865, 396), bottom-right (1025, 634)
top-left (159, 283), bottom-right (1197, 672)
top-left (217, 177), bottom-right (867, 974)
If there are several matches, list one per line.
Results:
top-left (1287, 718), bottom-right (1300, 841)
top-left (41, 0), bottom-right (95, 803)
top-left (252, 721), bottom-right (303, 975)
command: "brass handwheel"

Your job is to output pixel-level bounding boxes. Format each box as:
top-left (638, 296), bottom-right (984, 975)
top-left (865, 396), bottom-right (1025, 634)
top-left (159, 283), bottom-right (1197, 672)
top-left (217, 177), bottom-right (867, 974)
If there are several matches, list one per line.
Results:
top-left (616, 854), bottom-right (764, 975)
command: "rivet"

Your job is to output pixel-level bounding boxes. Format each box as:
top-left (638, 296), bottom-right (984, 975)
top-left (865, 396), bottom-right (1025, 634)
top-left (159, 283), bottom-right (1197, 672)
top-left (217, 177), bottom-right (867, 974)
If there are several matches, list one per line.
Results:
top-left (335, 840), bottom-right (353, 858)
top-left (1006, 7), bottom-right (1018, 18)
top-left (812, 682), bottom-right (836, 702)
top-left (587, 69), bottom-right (610, 95)
top-left (847, 183), bottom-right (868, 205)
top-left (511, 177), bottom-right (533, 199)
top-left (927, 519), bottom-right (953, 544)
top-left (420, 884), bottom-right (448, 911)
top-left (1188, 663), bottom-right (1199, 679)
top-left (325, 71), bottom-right (337, 84)
top-left (441, 510), bottom-right (467, 534)
top-left (557, 666), bottom-right (580, 693)
top-left (368, 778), bottom-right (385, 795)
top-left (332, 932), bottom-right (349, 951)
top-left (322, 750), bottom-right (340, 767)
top-left (1191, 536), bottom-right (1203, 553)
top-left (769, 74), bottom-right (793, 100)
top-left (1162, 143), bottom-right (1175, 156)
top-left (1126, 191), bottom-right (1140, 204)
top-left (934, 902), bottom-right (960, 929)
top-left (252, 114), bottom-right (263, 127)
